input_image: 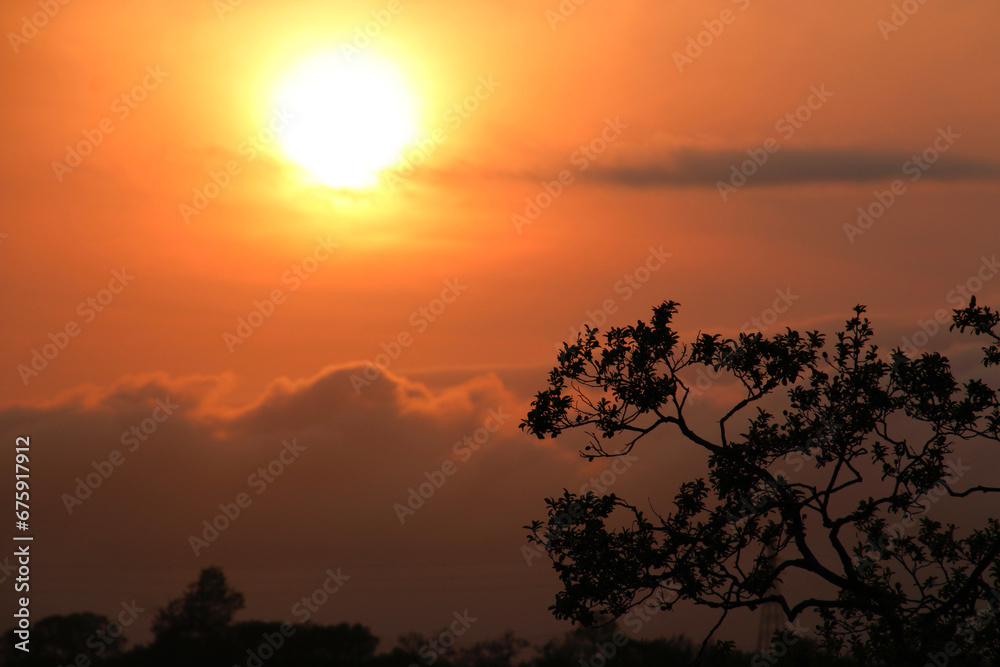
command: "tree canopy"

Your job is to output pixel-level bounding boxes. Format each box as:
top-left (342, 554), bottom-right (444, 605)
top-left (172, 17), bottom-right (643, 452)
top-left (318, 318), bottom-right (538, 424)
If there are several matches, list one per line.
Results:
top-left (522, 298), bottom-right (1000, 665)
top-left (150, 565), bottom-right (245, 642)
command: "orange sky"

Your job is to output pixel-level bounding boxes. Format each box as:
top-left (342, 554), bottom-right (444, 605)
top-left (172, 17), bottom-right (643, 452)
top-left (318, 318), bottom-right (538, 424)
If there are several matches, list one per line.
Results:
top-left (1, 0), bottom-right (999, 652)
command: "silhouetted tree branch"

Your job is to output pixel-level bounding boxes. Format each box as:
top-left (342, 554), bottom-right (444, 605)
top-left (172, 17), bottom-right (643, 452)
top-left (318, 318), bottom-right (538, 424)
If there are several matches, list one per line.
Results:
top-left (523, 300), bottom-right (1000, 665)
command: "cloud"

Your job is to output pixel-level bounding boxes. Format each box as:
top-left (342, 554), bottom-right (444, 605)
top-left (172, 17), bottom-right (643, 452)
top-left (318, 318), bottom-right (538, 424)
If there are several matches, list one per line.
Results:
top-left (1, 365), bottom-right (550, 563)
top-left (577, 146), bottom-right (1000, 188)
top-left (0, 365), bottom-right (619, 642)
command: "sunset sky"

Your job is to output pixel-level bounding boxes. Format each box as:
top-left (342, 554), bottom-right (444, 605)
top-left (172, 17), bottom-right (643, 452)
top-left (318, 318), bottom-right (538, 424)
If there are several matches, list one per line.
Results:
top-left (1, 0), bottom-right (998, 653)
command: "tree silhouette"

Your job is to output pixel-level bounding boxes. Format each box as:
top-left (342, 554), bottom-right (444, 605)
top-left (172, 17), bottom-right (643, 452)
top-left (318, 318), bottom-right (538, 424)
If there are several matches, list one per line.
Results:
top-left (0, 612), bottom-right (124, 665)
top-left (522, 299), bottom-right (1000, 665)
top-left (451, 630), bottom-right (530, 667)
top-left (151, 566), bottom-right (245, 643)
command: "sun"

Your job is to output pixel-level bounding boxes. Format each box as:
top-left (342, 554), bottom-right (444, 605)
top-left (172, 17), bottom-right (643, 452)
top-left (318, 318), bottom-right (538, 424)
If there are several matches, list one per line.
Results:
top-left (273, 52), bottom-right (419, 189)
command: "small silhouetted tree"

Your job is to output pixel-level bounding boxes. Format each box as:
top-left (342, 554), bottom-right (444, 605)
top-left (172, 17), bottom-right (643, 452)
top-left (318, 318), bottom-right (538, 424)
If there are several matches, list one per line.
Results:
top-left (151, 566), bottom-right (245, 643)
top-left (522, 299), bottom-right (1000, 665)
top-left (0, 613), bottom-right (124, 666)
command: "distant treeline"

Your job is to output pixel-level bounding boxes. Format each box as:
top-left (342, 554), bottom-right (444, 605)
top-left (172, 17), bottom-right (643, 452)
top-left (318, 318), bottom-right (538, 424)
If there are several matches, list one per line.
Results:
top-left (1, 618), bottom-right (861, 667)
top-left (0, 567), bottom-right (861, 666)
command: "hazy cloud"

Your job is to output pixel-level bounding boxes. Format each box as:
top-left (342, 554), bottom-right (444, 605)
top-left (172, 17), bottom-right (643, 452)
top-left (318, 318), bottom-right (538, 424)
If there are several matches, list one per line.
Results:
top-left (578, 146), bottom-right (1000, 188)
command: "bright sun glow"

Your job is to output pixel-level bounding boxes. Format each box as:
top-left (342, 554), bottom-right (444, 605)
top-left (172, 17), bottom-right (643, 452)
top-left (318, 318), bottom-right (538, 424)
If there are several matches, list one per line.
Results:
top-left (274, 53), bottom-right (419, 189)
